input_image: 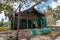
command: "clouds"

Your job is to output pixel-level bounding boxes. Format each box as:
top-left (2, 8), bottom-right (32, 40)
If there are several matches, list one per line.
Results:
top-left (39, 0), bottom-right (60, 12)
top-left (50, 0), bottom-right (60, 9)
top-left (50, 1), bottom-right (57, 9)
top-left (34, 0), bottom-right (52, 13)
top-left (0, 11), bottom-right (9, 22)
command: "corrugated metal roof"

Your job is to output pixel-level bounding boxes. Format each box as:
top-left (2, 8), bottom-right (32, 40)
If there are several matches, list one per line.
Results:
top-left (13, 1), bottom-right (36, 13)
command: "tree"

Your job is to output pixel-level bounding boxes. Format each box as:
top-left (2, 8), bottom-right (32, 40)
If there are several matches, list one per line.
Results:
top-left (56, 6), bottom-right (60, 13)
top-left (0, 3), bottom-right (13, 11)
top-left (46, 6), bottom-right (56, 25)
top-left (46, 5), bottom-right (60, 25)
top-left (0, 3), bottom-right (14, 30)
top-left (0, 3), bottom-right (13, 18)
top-left (46, 6), bottom-right (52, 15)
top-left (0, 22), bottom-right (3, 27)
top-left (55, 6), bottom-right (60, 20)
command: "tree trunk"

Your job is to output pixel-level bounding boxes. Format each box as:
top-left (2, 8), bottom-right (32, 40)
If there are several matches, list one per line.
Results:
top-left (18, 13), bottom-right (20, 31)
top-left (17, 4), bottom-right (21, 40)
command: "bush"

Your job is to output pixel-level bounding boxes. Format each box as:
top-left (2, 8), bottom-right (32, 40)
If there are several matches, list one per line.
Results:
top-left (0, 27), bottom-right (9, 32)
top-left (0, 22), bottom-right (3, 27)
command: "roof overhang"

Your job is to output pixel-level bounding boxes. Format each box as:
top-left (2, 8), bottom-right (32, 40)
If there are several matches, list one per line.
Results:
top-left (13, 1), bottom-right (36, 13)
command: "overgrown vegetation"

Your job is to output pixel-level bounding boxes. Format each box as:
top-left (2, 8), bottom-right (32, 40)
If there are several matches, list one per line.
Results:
top-left (0, 3), bottom-right (13, 11)
top-left (46, 6), bottom-right (60, 25)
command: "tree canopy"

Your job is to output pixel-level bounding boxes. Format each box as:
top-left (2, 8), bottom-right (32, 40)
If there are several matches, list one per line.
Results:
top-left (0, 3), bottom-right (13, 13)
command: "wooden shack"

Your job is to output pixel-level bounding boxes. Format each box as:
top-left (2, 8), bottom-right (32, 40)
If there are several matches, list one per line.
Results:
top-left (10, 1), bottom-right (47, 30)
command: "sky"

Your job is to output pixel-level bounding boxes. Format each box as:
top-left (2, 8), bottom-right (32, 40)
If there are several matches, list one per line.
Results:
top-left (0, 11), bottom-right (9, 22)
top-left (50, 0), bottom-right (60, 9)
top-left (37, 0), bottom-right (52, 12)
top-left (36, 0), bottom-right (60, 13)
top-left (0, 0), bottom-right (60, 22)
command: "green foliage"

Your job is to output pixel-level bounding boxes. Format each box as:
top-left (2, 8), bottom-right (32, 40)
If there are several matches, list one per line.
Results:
top-left (47, 6), bottom-right (52, 13)
top-left (46, 6), bottom-right (56, 25)
top-left (0, 22), bottom-right (8, 27)
top-left (56, 6), bottom-right (60, 13)
top-left (0, 3), bottom-right (4, 11)
top-left (4, 5), bottom-right (13, 11)
top-left (46, 6), bottom-right (60, 25)
top-left (0, 27), bottom-right (9, 32)
top-left (0, 3), bottom-right (13, 12)
top-left (0, 22), bottom-right (3, 27)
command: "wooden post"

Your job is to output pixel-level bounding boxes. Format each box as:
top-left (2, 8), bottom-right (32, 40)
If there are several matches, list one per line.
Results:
top-left (18, 4), bottom-right (21, 31)
top-left (13, 13), bottom-right (15, 30)
top-left (27, 18), bottom-right (28, 29)
top-left (9, 17), bottom-right (12, 30)
top-left (18, 13), bottom-right (20, 31)
top-left (17, 3), bottom-right (21, 40)
top-left (36, 20), bottom-right (38, 28)
top-left (31, 19), bottom-right (33, 29)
